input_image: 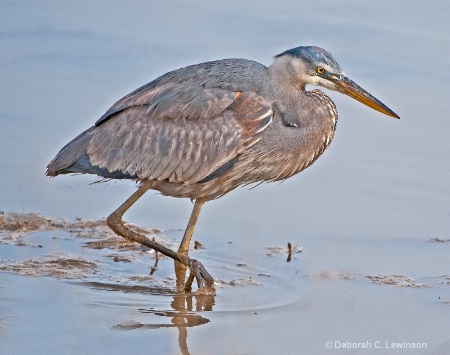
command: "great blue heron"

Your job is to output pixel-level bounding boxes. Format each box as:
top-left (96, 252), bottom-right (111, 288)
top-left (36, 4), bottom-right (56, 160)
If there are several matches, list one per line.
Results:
top-left (46, 46), bottom-right (399, 292)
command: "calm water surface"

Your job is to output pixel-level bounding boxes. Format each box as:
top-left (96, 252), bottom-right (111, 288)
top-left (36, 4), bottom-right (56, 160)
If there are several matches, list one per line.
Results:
top-left (1, 1), bottom-right (449, 354)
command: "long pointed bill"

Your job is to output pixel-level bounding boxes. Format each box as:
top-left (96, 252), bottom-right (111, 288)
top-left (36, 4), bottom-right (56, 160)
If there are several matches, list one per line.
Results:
top-left (335, 77), bottom-right (400, 119)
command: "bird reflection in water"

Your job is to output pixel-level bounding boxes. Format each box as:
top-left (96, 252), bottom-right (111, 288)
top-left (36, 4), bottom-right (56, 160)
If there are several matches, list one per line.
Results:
top-left (113, 292), bottom-right (214, 355)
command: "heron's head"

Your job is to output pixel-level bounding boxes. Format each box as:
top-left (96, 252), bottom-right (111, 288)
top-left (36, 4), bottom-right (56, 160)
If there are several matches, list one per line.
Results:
top-left (275, 46), bottom-right (399, 118)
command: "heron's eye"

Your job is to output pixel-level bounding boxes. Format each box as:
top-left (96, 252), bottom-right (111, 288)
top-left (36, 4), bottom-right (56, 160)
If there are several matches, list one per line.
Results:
top-left (316, 67), bottom-right (325, 74)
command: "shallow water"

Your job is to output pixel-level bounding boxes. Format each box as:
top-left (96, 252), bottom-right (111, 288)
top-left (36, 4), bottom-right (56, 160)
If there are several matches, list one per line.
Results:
top-left (1, 1), bottom-right (449, 354)
top-left (1, 214), bottom-right (449, 354)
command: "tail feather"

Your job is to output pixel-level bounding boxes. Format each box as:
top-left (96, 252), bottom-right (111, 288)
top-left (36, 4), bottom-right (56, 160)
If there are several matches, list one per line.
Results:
top-left (46, 127), bottom-right (94, 176)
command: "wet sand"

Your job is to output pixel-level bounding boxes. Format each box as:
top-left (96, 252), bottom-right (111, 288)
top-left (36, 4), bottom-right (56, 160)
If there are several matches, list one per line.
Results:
top-left (1, 212), bottom-right (449, 354)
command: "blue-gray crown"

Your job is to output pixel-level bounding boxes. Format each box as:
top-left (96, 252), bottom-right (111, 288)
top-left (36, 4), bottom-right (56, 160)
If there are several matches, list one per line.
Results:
top-left (275, 46), bottom-right (343, 73)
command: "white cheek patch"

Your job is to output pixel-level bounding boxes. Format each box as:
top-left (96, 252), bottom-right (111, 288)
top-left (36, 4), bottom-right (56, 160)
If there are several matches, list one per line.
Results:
top-left (315, 76), bottom-right (337, 90)
top-left (291, 58), bottom-right (342, 90)
top-left (296, 73), bottom-right (318, 86)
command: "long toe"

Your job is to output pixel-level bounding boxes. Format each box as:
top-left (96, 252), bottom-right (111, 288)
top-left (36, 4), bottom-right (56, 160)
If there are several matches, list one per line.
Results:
top-left (186, 258), bottom-right (215, 291)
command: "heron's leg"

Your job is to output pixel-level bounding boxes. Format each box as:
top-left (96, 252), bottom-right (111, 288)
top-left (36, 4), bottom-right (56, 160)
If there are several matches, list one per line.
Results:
top-left (179, 198), bottom-right (206, 254)
top-left (107, 184), bottom-right (213, 292)
top-left (106, 183), bottom-right (188, 267)
top-left (175, 198), bottom-right (214, 292)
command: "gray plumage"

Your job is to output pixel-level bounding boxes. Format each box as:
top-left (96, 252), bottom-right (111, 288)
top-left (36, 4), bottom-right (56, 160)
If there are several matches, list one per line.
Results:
top-left (47, 46), bottom-right (399, 291)
top-left (46, 48), bottom-right (356, 200)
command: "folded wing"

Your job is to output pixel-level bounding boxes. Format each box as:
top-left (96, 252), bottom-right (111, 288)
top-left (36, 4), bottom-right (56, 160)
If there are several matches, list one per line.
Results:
top-left (48, 81), bottom-right (273, 185)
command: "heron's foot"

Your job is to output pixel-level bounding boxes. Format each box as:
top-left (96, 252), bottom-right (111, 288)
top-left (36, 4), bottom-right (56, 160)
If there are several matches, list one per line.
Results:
top-left (184, 258), bottom-right (215, 293)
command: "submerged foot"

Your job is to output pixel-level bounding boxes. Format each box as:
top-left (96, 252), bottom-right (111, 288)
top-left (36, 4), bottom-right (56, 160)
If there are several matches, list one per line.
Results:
top-left (183, 258), bottom-right (215, 293)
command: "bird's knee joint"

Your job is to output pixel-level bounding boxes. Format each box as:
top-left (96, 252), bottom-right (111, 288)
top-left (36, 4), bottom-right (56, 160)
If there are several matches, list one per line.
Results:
top-left (106, 213), bottom-right (121, 230)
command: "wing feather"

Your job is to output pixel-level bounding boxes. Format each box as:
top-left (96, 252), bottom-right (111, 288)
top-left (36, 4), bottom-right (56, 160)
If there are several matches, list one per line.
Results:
top-left (86, 84), bottom-right (273, 184)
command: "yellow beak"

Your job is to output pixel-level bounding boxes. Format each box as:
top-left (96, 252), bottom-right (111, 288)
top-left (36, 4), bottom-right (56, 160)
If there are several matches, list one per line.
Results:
top-left (335, 77), bottom-right (400, 119)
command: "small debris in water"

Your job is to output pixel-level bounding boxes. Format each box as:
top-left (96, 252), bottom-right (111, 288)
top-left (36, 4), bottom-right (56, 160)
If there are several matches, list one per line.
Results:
top-left (429, 237), bottom-right (450, 243)
top-left (309, 271), bottom-right (358, 281)
top-left (0, 212), bottom-right (52, 234)
top-left (85, 237), bottom-right (137, 250)
top-left (366, 275), bottom-right (429, 288)
top-left (287, 242), bottom-right (292, 262)
top-left (110, 255), bottom-right (132, 263)
top-left (152, 237), bottom-right (159, 260)
top-left (0, 256), bottom-right (97, 279)
top-left (266, 243), bottom-right (302, 262)
top-left (217, 278), bottom-right (263, 287)
top-left (257, 273), bottom-right (270, 278)
top-left (194, 241), bottom-right (204, 249)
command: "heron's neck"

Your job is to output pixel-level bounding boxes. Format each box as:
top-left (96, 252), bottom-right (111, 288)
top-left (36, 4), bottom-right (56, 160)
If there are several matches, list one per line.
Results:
top-left (268, 56), bottom-right (309, 97)
top-left (259, 57), bottom-right (338, 181)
